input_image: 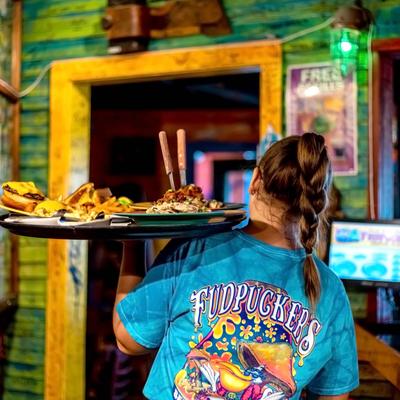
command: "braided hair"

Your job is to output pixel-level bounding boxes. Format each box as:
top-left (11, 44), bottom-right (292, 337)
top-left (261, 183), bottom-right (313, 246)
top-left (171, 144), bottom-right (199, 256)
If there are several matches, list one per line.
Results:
top-left (258, 132), bottom-right (332, 310)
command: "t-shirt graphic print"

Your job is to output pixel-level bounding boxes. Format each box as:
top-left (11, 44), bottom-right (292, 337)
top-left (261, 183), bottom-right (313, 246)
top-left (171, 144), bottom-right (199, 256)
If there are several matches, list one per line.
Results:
top-left (173, 280), bottom-right (322, 400)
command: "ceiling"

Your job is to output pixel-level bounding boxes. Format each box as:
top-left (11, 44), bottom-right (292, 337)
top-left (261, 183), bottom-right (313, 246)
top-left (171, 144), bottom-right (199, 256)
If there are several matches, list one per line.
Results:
top-left (91, 71), bottom-right (260, 109)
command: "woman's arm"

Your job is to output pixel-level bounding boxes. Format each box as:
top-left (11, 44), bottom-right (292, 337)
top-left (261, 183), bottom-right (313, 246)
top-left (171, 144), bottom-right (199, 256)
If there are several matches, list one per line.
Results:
top-left (113, 241), bottom-right (150, 355)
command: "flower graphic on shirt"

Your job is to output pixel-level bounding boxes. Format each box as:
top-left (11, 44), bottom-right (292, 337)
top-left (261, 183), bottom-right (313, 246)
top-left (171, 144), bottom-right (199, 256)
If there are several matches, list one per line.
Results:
top-left (264, 320), bottom-right (275, 328)
top-left (175, 281), bottom-right (325, 400)
top-left (216, 341), bottom-right (228, 351)
top-left (210, 351), bottom-right (232, 362)
top-left (248, 313), bottom-right (261, 324)
top-left (189, 333), bottom-right (212, 351)
top-left (265, 327), bottom-right (277, 339)
top-left (239, 325), bottom-right (253, 340)
top-left (213, 315), bottom-right (241, 339)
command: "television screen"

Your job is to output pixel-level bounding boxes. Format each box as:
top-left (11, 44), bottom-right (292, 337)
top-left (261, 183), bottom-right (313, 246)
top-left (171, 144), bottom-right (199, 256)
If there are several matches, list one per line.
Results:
top-left (328, 220), bottom-right (400, 286)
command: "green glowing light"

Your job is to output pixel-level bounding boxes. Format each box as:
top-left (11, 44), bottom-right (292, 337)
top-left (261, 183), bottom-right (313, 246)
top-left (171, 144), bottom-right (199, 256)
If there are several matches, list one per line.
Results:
top-left (330, 28), bottom-right (360, 76)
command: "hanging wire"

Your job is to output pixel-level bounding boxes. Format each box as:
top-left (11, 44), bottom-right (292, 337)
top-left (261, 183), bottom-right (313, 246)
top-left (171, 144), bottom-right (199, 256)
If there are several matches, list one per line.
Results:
top-left (280, 17), bottom-right (334, 44)
top-left (17, 17), bottom-right (335, 98)
top-left (18, 62), bottom-right (52, 98)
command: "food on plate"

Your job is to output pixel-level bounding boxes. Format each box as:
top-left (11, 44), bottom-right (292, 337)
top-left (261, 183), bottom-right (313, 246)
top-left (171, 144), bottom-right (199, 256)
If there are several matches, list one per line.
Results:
top-left (146, 184), bottom-right (224, 214)
top-left (1, 181), bottom-right (46, 212)
top-left (64, 182), bottom-right (95, 208)
top-left (33, 200), bottom-right (68, 217)
top-left (0, 180), bottom-right (142, 221)
top-left (61, 182), bottom-right (138, 221)
top-left (0, 180), bottom-right (225, 219)
top-left (63, 182), bottom-right (141, 221)
top-left (117, 196), bottom-right (134, 206)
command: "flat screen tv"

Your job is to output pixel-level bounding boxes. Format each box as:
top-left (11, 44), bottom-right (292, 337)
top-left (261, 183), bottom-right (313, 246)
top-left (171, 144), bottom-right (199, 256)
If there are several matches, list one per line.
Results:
top-left (328, 220), bottom-right (400, 287)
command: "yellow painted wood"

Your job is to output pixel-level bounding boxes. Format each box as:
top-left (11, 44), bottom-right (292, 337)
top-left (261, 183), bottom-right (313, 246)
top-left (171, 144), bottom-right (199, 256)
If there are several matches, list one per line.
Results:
top-left (48, 40), bottom-right (282, 400)
top-left (47, 69), bottom-right (90, 400)
top-left (51, 39), bottom-right (281, 139)
top-left (260, 60), bottom-right (282, 135)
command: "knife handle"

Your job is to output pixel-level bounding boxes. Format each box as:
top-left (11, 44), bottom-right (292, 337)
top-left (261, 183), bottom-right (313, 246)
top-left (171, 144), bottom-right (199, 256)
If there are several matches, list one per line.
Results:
top-left (177, 129), bottom-right (186, 172)
top-left (177, 129), bottom-right (187, 187)
top-left (159, 131), bottom-right (174, 176)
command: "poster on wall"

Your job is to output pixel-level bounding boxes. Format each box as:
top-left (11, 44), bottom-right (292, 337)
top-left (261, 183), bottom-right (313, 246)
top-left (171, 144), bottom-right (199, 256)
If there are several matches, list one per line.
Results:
top-left (286, 62), bottom-right (358, 175)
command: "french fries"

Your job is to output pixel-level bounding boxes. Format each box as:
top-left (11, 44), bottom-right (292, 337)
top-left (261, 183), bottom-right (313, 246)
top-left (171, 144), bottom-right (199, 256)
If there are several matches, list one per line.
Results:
top-left (61, 184), bottom-right (139, 220)
top-left (0, 181), bottom-right (142, 220)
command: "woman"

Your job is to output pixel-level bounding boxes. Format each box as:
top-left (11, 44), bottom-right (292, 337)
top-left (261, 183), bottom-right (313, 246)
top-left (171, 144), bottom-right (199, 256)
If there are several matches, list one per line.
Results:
top-left (113, 133), bottom-right (359, 400)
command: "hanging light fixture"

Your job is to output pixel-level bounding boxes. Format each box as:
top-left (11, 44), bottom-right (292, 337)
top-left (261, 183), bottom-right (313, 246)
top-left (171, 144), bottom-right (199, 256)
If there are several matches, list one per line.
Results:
top-left (330, 0), bottom-right (373, 76)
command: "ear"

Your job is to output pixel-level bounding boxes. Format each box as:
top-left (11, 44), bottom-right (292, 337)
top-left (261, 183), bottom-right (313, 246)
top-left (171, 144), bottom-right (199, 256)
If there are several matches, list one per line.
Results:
top-left (249, 167), bottom-right (262, 195)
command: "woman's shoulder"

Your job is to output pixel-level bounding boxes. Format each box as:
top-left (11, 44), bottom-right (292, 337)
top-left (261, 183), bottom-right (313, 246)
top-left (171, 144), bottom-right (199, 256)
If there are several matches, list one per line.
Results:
top-left (315, 257), bottom-right (348, 296)
top-left (157, 230), bottom-right (238, 262)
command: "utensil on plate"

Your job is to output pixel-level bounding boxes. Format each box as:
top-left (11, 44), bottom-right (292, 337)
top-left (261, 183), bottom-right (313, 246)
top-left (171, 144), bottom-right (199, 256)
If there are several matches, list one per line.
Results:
top-left (177, 128), bottom-right (187, 187)
top-left (159, 130), bottom-right (176, 191)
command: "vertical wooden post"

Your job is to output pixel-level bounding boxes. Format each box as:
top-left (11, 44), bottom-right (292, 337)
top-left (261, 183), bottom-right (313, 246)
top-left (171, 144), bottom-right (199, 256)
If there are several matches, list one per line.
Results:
top-left (10, 0), bottom-right (22, 296)
top-left (370, 38), bottom-right (400, 219)
top-left (47, 71), bottom-right (90, 400)
top-left (259, 45), bottom-right (282, 137)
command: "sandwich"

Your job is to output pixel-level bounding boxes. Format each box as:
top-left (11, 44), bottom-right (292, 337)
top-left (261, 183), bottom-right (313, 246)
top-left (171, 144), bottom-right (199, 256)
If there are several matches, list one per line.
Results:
top-left (64, 182), bottom-right (95, 207)
top-left (33, 200), bottom-right (68, 217)
top-left (1, 181), bottom-right (46, 212)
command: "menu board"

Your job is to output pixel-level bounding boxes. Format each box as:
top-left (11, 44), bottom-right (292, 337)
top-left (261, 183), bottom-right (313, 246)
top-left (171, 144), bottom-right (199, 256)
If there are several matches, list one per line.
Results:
top-left (329, 220), bottom-right (400, 284)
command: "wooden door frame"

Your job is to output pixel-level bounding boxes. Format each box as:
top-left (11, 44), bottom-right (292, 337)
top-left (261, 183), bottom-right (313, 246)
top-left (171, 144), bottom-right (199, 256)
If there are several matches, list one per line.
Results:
top-left (371, 38), bottom-right (400, 219)
top-left (0, 0), bottom-right (21, 327)
top-left (48, 39), bottom-right (282, 400)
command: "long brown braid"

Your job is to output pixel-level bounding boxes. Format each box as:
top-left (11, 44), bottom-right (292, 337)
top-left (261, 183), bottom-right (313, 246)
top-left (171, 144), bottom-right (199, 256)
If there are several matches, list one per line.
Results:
top-left (258, 132), bottom-right (332, 310)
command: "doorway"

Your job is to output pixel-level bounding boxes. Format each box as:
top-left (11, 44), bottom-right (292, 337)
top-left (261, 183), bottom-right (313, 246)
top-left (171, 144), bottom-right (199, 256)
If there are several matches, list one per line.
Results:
top-left (86, 72), bottom-right (259, 398)
top-left (47, 39), bottom-right (282, 400)
top-left (372, 39), bottom-right (400, 219)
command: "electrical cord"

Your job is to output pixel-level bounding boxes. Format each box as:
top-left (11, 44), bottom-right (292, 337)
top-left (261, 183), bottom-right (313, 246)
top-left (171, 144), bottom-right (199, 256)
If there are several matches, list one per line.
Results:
top-left (18, 61), bottom-right (52, 98)
top-left (17, 17), bottom-right (335, 98)
top-left (280, 17), bottom-right (334, 44)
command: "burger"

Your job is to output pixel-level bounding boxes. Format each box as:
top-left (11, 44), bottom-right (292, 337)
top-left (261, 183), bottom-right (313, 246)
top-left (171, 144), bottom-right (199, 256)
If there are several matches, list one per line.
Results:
top-left (1, 181), bottom-right (46, 212)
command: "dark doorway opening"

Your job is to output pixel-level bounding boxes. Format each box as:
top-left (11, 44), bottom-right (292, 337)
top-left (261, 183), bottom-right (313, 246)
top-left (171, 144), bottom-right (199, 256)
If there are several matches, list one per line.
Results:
top-left (87, 72), bottom-right (259, 399)
top-left (393, 59), bottom-right (400, 219)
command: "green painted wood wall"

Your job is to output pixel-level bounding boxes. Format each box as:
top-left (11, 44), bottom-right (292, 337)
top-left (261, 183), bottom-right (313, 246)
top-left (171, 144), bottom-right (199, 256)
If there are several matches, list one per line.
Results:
top-left (3, 0), bottom-right (400, 399)
top-left (0, 0), bottom-right (18, 394)
top-left (4, 2), bottom-right (107, 398)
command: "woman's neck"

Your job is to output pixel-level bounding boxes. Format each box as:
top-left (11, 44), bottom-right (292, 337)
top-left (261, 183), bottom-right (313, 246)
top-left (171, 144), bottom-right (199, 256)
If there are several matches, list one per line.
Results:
top-left (243, 197), bottom-right (298, 250)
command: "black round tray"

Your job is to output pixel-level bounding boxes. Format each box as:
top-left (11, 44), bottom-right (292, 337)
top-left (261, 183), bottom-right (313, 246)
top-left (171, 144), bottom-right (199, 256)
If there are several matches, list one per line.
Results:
top-left (0, 214), bottom-right (245, 240)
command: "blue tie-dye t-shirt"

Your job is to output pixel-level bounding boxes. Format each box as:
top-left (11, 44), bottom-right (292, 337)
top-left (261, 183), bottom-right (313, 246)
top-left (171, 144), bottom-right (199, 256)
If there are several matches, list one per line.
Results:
top-left (117, 230), bottom-right (359, 400)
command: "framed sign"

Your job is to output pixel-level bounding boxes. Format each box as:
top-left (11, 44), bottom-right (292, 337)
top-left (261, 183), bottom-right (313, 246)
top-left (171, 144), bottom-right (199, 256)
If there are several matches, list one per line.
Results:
top-left (286, 62), bottom-right (358, 175)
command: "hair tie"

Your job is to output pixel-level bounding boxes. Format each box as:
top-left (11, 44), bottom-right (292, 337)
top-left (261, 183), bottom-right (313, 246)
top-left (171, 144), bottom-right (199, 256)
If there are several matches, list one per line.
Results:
top-left (306, 252), bottom-right (313, 259)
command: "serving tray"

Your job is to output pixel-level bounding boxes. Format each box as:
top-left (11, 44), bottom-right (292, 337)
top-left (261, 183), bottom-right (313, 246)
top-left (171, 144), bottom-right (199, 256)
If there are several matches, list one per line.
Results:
top-left (0, 212), bottom-right (246, 240)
